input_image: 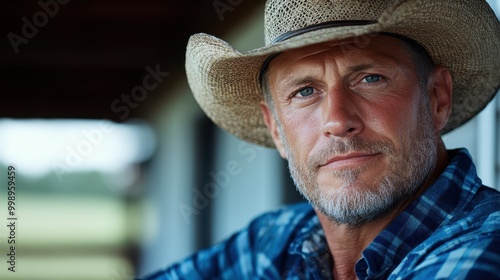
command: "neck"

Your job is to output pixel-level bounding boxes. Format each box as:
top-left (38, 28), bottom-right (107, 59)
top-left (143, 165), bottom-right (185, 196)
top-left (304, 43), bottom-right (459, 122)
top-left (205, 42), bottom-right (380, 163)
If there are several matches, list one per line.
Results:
top-left (317, 140), bottom-right (449, 280)
top-left (316, 205), bottom-right (402, 280)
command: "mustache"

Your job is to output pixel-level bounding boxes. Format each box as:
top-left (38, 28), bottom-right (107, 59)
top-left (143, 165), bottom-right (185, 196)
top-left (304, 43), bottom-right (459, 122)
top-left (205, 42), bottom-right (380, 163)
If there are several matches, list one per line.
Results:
top-left (308, 137), bottom-right (394, 168)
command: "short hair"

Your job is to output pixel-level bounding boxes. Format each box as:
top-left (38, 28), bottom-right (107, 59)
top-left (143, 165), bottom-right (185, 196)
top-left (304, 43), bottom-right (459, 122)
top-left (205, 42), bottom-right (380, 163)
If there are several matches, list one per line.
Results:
top-left (260, 34), bottom-right (435, 108)
top-left (389, 33), bottom-right (435, 91)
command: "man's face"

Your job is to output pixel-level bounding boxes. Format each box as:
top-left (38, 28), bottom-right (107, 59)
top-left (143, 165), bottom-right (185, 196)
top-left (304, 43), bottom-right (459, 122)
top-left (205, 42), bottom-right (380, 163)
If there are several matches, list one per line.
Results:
top-left (264, 36), bottom-right (440, 227)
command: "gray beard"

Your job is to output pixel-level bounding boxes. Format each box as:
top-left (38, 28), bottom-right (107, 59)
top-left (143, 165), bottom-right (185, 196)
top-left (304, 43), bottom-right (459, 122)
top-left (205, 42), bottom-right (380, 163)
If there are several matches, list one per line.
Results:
top-left (277, 98), bottom-right (437, 228)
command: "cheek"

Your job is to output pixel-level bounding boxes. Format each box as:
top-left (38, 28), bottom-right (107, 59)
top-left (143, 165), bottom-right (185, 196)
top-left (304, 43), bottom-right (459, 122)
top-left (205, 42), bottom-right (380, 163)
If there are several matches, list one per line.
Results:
top-left (364, 95), bottom-right (420, 145)
top-left (279, 108), bottom-right (321, 159)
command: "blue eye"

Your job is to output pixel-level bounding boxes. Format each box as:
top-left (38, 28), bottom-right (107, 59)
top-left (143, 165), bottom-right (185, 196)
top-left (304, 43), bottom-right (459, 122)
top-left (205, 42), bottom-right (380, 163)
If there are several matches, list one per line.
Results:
top-left (296, 87), bottom-right (314, 97)
top-left (363, 75), bottom-right (382, 83)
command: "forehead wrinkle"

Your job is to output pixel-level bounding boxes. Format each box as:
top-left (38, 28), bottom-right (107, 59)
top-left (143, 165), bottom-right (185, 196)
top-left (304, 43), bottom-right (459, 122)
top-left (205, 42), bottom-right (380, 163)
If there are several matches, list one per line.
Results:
top-left (341, 39), bottom-right (413, 68)
top-left (269, 55), bottom-right (328, 92)
top-left (269, 38), bottom-right (412, 92)
top-left (269, 48), bottom-right (345, 87)
top-left (279, 76), bottom-right (318, 91)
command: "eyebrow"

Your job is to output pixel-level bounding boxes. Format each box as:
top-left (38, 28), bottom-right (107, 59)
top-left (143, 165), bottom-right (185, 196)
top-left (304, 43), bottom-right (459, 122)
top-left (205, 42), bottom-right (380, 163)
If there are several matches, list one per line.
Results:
top-left (277, 76), bottom-right (316, 91)
top-left (348, 63), bottom-right (374, 72)
top-left (277, 64), bottom-right (375, 88)
top-left (275, 58), bottom-right (398, 92)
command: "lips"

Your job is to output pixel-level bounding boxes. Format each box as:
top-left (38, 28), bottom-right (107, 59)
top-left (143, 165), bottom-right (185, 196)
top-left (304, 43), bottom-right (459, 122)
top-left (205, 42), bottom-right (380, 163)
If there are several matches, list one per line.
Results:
top-left (319, 152), bottom-right (380, 169)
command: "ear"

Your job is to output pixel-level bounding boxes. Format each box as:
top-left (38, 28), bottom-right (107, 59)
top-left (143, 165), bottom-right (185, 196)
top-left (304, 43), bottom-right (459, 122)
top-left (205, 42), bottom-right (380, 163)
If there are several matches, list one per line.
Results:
top-left (428, 66), bottom-right (453, 131)
top-left (259, 101), bottom-right (287, 159)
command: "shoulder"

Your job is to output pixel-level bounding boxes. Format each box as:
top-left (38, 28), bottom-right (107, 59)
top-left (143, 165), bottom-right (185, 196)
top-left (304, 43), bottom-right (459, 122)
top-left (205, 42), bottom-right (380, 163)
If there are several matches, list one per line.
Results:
top-left (247, 202), bottom-right (315, 237)
top-left (433, 185), bottom-right (500, 254)
top-left (392, 231), bottom-right (500, 279)
top-left (244, 202), bottom-right (316, 257)
top-left (457, 185), bottom-right (500, 232)
top-left (392, 186), bottom-right (500, 279)
top-left (140, 202), bottom-right (315, 279)
top-left (470, 185), bottom-right (500, 212)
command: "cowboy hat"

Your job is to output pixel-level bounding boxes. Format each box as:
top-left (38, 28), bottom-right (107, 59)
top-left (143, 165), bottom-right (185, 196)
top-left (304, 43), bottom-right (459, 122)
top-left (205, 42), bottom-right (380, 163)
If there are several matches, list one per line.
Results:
top-left (185, 0), bottom-right (500, 148)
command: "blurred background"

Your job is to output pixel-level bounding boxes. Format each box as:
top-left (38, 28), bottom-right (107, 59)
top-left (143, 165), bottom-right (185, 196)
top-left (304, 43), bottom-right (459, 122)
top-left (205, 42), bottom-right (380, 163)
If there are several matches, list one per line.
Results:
top-left (0, 1), bottom-right (499, 279)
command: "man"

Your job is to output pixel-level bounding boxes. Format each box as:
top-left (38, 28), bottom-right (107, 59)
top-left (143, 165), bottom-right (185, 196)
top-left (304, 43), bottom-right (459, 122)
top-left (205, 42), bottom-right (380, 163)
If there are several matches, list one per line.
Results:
top-left (143, 0), bottom-right (500, 279)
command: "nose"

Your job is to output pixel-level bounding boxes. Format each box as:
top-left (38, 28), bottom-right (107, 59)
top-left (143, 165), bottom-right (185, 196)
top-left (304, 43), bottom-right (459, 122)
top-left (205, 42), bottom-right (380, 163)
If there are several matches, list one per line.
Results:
top-left (321, 85), bottom-right (363, 138)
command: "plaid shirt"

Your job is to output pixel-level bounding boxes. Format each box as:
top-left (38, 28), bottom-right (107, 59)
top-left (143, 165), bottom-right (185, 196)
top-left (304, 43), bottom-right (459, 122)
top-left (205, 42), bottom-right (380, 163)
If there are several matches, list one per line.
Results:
top-left (142, 149), bottom-right (500, 279)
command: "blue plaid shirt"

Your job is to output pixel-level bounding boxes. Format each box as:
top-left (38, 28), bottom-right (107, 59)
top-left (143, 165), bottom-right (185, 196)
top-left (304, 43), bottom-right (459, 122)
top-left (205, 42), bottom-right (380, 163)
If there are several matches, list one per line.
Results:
top-left (142, 149), bottom-right (500, 279)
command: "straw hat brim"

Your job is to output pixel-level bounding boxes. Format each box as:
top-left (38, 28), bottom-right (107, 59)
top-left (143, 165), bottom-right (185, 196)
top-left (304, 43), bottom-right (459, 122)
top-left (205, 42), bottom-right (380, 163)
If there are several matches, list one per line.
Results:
top-left (186, 0), bottom-right (500, 148)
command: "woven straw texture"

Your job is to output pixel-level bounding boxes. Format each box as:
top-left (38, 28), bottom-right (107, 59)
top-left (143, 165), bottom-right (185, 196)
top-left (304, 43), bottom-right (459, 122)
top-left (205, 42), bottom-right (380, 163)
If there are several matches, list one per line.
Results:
top-left (186, 0), bottom-right (500, 148)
